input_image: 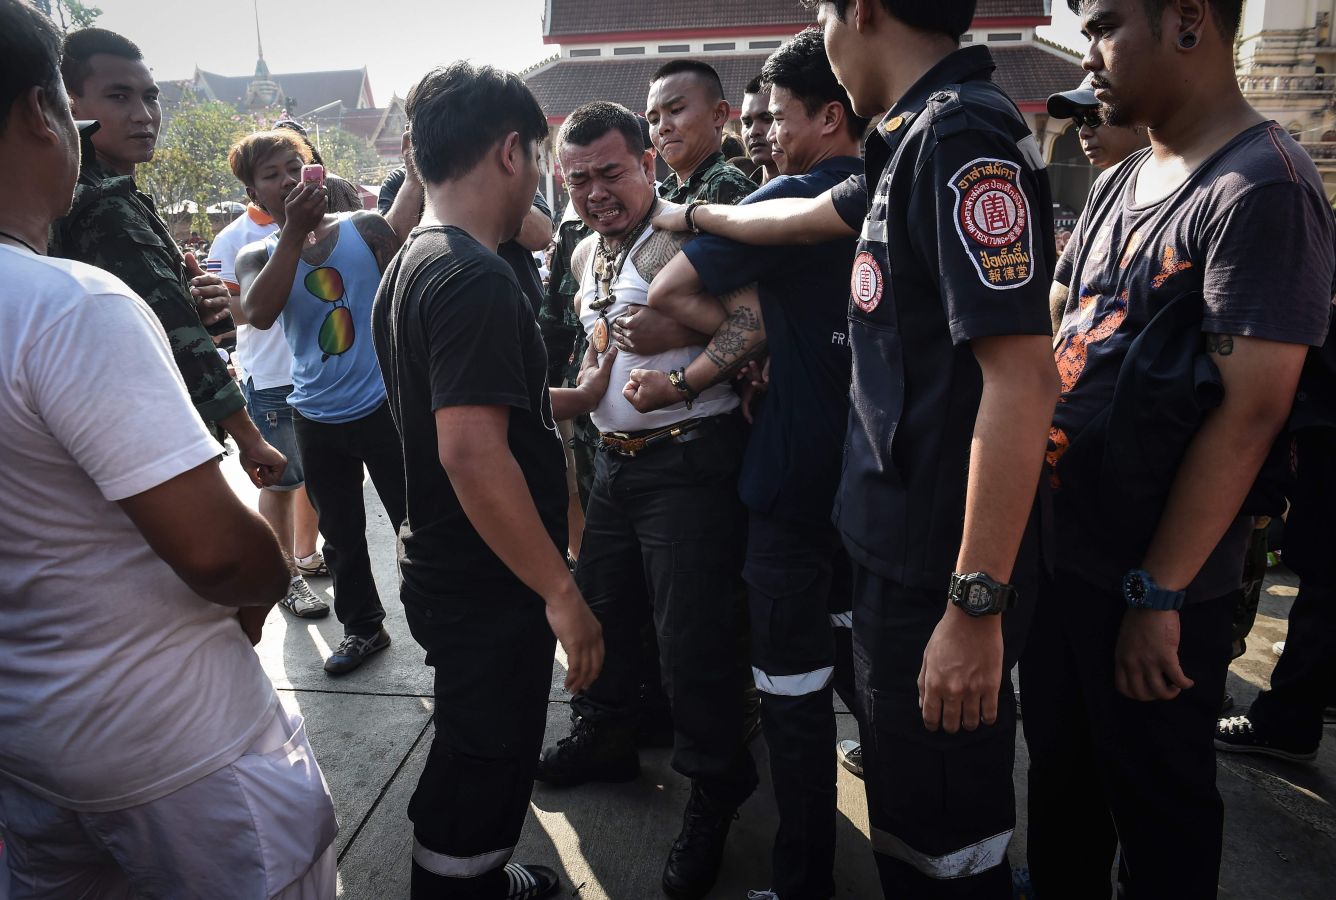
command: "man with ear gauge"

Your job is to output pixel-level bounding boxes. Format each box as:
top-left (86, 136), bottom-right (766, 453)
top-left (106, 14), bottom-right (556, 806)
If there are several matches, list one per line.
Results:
top-left (1029, 1), bottom-right (1334, 895)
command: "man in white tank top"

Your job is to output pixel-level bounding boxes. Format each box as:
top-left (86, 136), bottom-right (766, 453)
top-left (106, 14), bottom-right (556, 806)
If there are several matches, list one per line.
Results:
top-left (535, 101), bottom-right (755, 900)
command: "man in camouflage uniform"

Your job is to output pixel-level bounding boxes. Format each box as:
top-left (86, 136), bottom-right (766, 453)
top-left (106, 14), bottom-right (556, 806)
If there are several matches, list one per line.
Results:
top-left (50, 28), bottom-right (284, 486)
top-left (648, 60), bottom-right (757, 207)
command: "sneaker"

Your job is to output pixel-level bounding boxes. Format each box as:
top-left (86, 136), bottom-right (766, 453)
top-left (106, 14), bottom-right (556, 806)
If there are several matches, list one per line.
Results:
top-left (837, 740), bottom-right (863, 779)
top-left (295, 551), bottom-right (329, 578)
top-left (501, 863), bottom-right (559, 899)
top-left (279, 577), bottom-right (330, 619)
top-left (536, 716), bottom-right (640, 786)
top-left (1215, 715), bottom-right (1318, 762)
top-left (323, 628), bottom-right (390, 675)
top-left (662, 784), bottom-right (740, 899)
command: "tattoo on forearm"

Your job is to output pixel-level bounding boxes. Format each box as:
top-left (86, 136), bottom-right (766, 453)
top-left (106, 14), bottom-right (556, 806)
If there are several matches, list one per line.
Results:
top-left (701, 292), bottom-right (764, 384)
top-left (633, 229), bottom-right (689, 281)
top-left (1205, 334), bottom-right (1235, 356)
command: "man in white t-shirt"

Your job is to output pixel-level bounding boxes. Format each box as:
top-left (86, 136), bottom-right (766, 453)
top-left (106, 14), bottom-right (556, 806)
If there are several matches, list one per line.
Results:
top-left (0, 5), bottom-right (337, 895)
top-left (212, 202), bottom-right (329, 617)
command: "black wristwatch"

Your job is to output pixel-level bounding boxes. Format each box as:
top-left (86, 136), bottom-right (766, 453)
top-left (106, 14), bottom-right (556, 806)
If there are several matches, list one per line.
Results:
top-left (667, 367), bottom-right (698, 408)
top-left (948, 572), bottom-right (1017, 617)
top-left (1122, 569), bottom-right (1185, 611)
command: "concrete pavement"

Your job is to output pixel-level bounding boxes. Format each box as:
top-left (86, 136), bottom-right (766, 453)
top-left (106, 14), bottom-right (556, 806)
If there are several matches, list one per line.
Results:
top-left (225, 462), bottom-right (1335, 899)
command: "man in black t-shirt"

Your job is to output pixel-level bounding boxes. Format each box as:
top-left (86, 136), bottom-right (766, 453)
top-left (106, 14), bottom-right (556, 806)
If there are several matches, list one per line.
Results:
top-left (370, 63), bottom-right (607, 900)
top-left (1028, 2), bottom-right (1335, 896)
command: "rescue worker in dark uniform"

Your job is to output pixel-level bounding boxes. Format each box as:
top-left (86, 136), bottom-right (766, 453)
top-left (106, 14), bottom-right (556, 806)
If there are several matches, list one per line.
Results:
top-left (651, 3), bottom-right (1060, 894)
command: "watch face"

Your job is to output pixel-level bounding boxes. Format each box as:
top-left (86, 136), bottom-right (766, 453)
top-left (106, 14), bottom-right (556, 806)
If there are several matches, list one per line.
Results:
top-left (965, 582), bottom-right (993, 612)
top-left (1128, 574), bottom-right (1147, 601)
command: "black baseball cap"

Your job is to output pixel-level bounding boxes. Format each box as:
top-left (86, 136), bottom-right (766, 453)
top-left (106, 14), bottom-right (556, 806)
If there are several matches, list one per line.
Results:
top-left (1046, 73), bottom-right (1098, 120)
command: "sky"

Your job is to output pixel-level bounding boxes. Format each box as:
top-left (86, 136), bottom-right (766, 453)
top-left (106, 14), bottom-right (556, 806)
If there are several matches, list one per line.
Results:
top-left (83, 0), bottom-right (1088, 104)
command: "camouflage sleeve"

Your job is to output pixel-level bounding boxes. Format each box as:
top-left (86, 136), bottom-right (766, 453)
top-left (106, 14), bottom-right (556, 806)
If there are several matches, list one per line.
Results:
top-left (63, 195), bottom-right (245, 426)
top-left (705, 167), bottom-right (758, 207)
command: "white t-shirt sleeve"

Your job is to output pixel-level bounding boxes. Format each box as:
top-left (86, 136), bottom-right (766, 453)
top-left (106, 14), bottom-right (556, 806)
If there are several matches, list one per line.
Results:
top-left (26, 289), bottom-right (223, 501)
top-left (210, 226), bottom-right (243, 288)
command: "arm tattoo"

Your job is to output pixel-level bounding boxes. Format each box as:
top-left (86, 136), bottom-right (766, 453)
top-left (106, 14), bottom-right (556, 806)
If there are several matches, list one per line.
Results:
top-left (701, 287), bottom-right (766, 383)
top-left (1205, 334), bottom-right (1235, 356)
top-left (633, 229), bottom-right (689, 282)
top-left (352, 211), bottom-right (403, 273)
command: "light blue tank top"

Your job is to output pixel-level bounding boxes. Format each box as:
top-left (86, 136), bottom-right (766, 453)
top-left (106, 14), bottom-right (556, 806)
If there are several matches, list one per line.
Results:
top-left (270, 216), bottom-right (387, 423)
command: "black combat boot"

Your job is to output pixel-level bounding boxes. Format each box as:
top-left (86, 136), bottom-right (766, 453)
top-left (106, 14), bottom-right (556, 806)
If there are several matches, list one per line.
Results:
top-left (535, 715), bottom-right (639, 786)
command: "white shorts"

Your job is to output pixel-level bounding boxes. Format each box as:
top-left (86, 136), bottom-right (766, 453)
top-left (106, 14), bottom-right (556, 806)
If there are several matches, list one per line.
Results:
top-left (0, 706), bottom-right (338, 899)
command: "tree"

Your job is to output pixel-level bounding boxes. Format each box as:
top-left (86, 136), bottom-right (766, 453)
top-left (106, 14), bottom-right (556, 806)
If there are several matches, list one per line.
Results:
top-left (34, 0), bottom-right (102, 30)
top-left (312, 126), bottom-right (385, 187)
top-left (137, 95), bottom-right (251, 239)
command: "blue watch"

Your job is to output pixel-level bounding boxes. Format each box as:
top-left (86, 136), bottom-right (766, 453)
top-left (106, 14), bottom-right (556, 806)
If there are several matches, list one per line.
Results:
top-left (1122, 569), bottom-right (1185, 611)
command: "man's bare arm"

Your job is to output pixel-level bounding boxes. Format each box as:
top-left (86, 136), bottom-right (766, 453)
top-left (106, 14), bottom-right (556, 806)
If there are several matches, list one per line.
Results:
top-left (919, 334), bottom-right (1057, 735)
top-left (118, 460), bottom-right (289, 611)
top-left (1049, 281), bottom-right (1068, 337)
top-left (436, 405), bottom-right (603, 692)
top-left (384, 133), bottom-right (425, 244)
top-left (646, 251), bottom-right (730, 335)
top-left (237, 240), bottom-right (296, 330)
top-left (654, 191), bottom-right (856, 245)
top-left (352, 210), bottom-right (405, 273)
top-left (515, 205), bottom-right (554, 252)
top-left (1116, 334), bottom-right (1308, 702)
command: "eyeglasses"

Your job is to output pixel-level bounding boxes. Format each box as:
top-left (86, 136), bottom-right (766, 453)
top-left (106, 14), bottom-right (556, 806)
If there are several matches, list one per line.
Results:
top-left (304, 266), bottom-right (354, 361)
top-left (1073, 109), bottom-right (1103, 129)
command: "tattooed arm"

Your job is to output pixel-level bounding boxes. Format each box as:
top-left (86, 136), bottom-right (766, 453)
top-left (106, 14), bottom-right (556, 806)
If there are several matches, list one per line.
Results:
top-left (352, 210), bottom-right (406, 274)
top-left (645, 250), bottom-right (730, 335)
top-left (622, 284), bottom-right (767, 413)
top-left (1115, 333), bottom-right (1308, 702)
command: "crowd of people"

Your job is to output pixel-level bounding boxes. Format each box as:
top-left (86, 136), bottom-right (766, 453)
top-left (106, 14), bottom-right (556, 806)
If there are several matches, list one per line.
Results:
top-left (2, 1), bottom-right (1334, 899)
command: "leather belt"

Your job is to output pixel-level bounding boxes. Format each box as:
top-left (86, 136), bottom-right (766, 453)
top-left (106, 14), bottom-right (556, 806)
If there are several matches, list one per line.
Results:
top-left (599, 416), bottom-right (718, 458)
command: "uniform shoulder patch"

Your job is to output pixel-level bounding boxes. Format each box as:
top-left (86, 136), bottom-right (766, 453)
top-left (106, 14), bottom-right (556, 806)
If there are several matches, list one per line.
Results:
top-left (947, 157), bottom-right (1035, 291)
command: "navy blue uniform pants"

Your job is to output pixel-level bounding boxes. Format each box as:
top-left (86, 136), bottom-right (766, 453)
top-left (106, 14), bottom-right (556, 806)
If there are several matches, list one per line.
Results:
top-left (1021, 568), bottom-right (1232, 899)
top-left (1249, 581), bottom-right (1336, 747)
top-left (570, 416), bottom-right (756, 797)
top-left (292, 402), bottom-right (406, 637)
top-left (402, 588), bottom-right (556, 899)
top-left (852, 565), bottom-right (1032, 899)
top-left (745, 511), bottom-right (855, 900)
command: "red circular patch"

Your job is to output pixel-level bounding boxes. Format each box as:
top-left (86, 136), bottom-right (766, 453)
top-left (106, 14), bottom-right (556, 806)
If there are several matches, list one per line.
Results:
top-left (959, 178), bottom-right (1027, 248)
top-left (850, 251), bottom-right (884, 313)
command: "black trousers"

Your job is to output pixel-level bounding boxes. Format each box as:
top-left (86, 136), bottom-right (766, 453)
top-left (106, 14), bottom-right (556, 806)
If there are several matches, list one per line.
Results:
top-left (293, 402), bottom-right (406, 636)
top-left (1021, 568), bottom-right (1233, 899)
top-left (402, 588), bottom-right (556, 899)
top-left (1248, 581), bottom-right (1336, 746)
top-left (746, 511), bottom-right (855, 900)
top-left (853, 565), bottom-right (1032, 898)
top-left (570, 416), bottom-right (755, 796)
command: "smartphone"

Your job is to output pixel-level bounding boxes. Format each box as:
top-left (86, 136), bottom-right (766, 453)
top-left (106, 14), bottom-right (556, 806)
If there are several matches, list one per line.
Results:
top-left (301, 164), bottom-right (325, 188)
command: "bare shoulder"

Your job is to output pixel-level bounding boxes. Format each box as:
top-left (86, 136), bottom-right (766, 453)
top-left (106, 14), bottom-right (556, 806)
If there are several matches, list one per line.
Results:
top-left (351, 210), bottom-right (402, 270)
top-left (235, 240), bottom-right (270, 279)
top-left (632, 228), bottom-right (689, 282)
top-left (571, 232), bottom-right (599, 282)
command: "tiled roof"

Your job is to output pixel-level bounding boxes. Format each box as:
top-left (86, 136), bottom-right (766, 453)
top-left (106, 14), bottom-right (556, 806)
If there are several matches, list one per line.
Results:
top-left (524, 43), bottom-right (1082, 119)
top-left (989, 44), bottom-right (1084, 103)
top-left (546, 1), bottom-right (811, 37)
top-left (976, 0), bottom-right (1047, 17)
top-left (194, 68), bottom-right (372, 116)
top-left (544, 0), bottom-right (1046, 38)
top-left (525, 54), bottom-right (773, 118)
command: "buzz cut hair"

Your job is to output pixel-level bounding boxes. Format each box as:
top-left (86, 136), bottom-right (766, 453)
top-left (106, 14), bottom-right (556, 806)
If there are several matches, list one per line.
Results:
top-left (61, 28), bottom-right (144, 97)
top-left (558, 101), bottom-right (646, 158)
top-left (651, 59), bottom-right (725, 103)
